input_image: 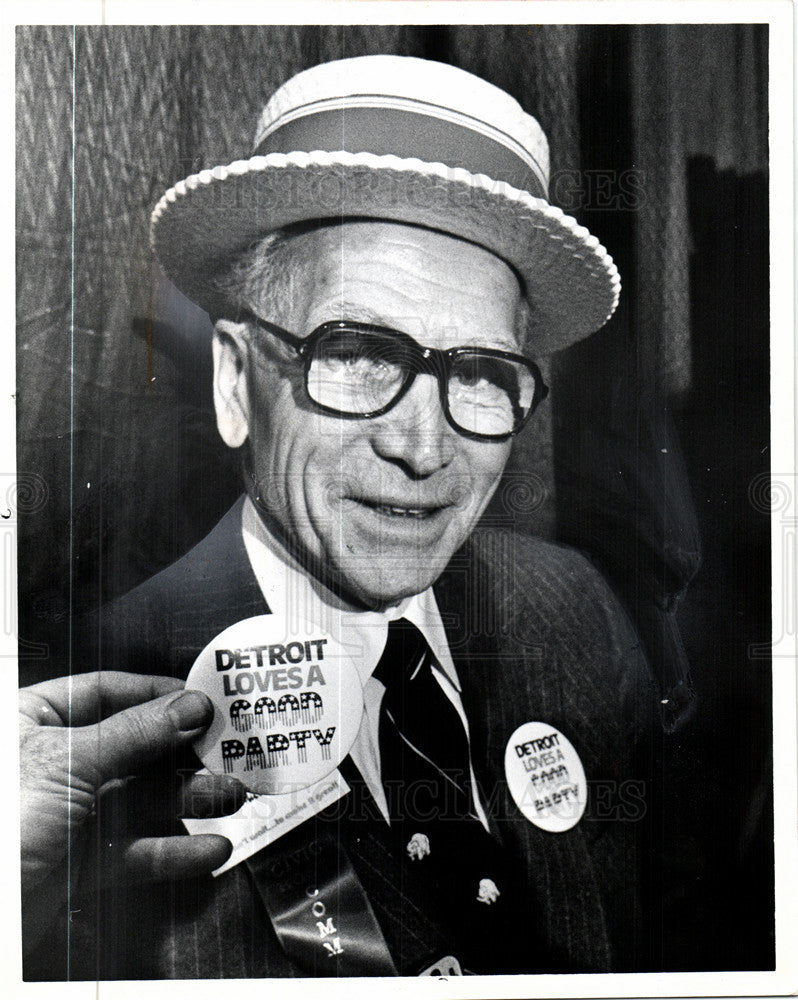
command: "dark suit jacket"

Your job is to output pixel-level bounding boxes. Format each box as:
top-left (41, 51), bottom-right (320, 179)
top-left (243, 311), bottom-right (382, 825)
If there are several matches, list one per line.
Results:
top-left (55, 497), bottom-right (656, 979)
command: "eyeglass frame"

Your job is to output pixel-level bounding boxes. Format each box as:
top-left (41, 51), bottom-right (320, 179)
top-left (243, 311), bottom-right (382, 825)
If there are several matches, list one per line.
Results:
top-left (238, 308), bottom-right (549, 443)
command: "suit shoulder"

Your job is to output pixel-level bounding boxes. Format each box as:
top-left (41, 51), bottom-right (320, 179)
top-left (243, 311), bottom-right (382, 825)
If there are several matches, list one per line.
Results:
top-left (118, 498), bottom-right (247, 613)
top-left (89, 497), bottom-right (265, 677)
top-left (466, 527), bottom-right (655, 713)
top-left (469, 527), bottom-right (625, 621)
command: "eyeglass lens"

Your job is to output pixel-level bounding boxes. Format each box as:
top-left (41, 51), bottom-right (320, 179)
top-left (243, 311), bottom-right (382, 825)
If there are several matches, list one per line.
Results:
top-left (306, 327), bottom-right (537, 437)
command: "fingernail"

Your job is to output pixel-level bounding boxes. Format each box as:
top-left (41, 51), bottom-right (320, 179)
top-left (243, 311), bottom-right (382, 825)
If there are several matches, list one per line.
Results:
top-left (168, 690), bottom-right (213, 732)
top-left (223, 775), bottom-right (247, 801)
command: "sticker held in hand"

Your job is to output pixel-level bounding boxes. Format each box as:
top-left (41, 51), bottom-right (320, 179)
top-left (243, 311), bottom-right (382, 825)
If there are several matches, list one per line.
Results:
top-left (504, 721), bottom-right (587, 832)
top-left (186, 615), bottom-right (364, 794)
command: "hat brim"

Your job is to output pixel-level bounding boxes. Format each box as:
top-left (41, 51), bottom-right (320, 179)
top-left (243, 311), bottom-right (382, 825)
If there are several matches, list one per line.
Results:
top-left (151, 150), bottom-right (621, 354)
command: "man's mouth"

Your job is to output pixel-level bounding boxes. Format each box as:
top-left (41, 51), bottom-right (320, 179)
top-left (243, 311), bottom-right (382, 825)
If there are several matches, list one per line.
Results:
top-left (348, 496), bottom-right (448, 519)
top-left (372, 503), bottom-right (434, 519)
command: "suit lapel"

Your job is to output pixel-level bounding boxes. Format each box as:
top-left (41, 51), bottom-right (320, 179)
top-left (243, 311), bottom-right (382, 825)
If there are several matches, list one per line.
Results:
top-left (434, 539), bottom-right (507, 840)
top-left (434, 532), bottom-right (614, 972)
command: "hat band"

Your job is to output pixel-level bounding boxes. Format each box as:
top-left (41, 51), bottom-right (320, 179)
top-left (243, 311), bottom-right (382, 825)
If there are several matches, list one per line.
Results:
top-left (253, 106), bottom-right (548, 199)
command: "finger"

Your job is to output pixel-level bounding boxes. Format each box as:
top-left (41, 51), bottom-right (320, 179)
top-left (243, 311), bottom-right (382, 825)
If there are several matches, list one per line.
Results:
top-left (70, 689), bottom-right (215, 786)
top-left (20, 672), bottom-right (184, 727)
top-left (123, 834), bottom-right (233, 882)
top-left (120, 772), bottom-right (246, 831)
top-left (172, 771), bottom-right (247, 820)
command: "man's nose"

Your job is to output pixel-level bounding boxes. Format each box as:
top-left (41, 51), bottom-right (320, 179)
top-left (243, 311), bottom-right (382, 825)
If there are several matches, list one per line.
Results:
top-left (369, 373), bottom-right (456, 477)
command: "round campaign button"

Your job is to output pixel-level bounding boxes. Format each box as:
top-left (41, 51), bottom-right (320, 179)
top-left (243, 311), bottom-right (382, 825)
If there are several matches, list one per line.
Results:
top-left (186, 615), bottom-right (364, 794)
top-left (504, 721), bottom-right (587, 833)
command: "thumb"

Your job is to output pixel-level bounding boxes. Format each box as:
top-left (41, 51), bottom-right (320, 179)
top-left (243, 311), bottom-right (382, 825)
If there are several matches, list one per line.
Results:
top-left (70, 689), bottom-right (214, 787)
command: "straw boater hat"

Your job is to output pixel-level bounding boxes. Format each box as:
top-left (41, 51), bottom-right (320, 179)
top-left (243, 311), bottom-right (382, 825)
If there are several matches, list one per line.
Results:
top-left (151, 54), bottom-right (620, 354)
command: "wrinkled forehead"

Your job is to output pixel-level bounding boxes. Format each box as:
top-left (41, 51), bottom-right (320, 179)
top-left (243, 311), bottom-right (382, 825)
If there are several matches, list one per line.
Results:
top-left (250, 219), bottom-right (525, 347)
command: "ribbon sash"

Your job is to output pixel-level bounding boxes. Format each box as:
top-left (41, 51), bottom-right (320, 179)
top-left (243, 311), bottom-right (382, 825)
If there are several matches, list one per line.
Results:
top-left (246, 830), bottom-right (398, 977)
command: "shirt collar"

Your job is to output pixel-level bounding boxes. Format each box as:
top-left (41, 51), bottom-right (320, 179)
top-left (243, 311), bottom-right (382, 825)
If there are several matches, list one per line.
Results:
top-left (241, 495), bottom-right (461, 692)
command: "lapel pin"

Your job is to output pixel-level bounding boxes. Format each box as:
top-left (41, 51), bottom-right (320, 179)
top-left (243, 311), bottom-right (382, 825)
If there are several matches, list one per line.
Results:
top-left (406, 832), bottom-right (431, 860)
top-left (186, 614), bottom-right (364, 793)
top-left (477, 878), bottom-right (500, 905)
top-left (504, 721), bottom-right (587, 832)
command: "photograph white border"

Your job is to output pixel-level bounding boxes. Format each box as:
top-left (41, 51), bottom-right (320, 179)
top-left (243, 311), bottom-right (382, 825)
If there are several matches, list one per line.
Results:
top-left (2, 2), bottom-right (795, 998)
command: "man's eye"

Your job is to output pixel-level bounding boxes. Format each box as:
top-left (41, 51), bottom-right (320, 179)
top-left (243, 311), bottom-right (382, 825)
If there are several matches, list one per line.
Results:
top-left (327, 348), bottom-right (362, 365)
top-left (319, 334), bottom-right (405, 371)
top-left (452, 357), bottom-right (513, 393)
top-left (455, 368), bottom-right (484, 388)
top-left (320, 338), bottom-right (364, 364)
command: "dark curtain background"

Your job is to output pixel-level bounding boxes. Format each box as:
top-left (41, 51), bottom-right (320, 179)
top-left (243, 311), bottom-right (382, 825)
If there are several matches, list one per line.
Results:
top-left (16, 25), bottom-right (772, 971)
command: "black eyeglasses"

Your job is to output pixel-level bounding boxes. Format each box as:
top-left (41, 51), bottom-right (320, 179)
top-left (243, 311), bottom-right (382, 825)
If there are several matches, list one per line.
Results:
top-left (240, 310), bottom-right (549, 442)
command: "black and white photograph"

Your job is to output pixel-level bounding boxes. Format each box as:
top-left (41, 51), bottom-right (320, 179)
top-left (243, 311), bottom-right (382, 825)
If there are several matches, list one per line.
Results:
top-left (10, 2), bottom-right (796, 994)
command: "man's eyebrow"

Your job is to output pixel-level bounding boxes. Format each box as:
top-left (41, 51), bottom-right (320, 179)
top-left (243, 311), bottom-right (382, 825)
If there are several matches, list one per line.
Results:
top-left (321, 302), bottom-right (393, 326)
top-left (310, 305), bottom-right (521, 352)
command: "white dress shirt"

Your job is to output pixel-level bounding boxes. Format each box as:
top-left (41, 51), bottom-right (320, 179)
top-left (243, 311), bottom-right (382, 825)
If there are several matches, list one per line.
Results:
top-left (241, 496), bottom-right (489, 829)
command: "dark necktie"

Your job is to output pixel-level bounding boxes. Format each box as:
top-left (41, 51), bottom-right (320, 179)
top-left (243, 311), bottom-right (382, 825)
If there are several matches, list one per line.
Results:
top-left (373, 617), bottom-right (475, 824)
top-left (363, 617), bottom-right (536, 974)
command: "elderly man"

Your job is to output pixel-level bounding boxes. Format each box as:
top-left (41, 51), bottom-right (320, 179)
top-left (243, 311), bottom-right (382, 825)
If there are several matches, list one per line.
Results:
top-left (21, 55), bottom-right (654, 978)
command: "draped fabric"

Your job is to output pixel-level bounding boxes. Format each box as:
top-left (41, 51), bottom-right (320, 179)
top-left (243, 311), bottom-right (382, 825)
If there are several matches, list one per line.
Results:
top-left (630, 25), bottom-right (768, 396)
top-left (16, 23), bottom-right (772, 970)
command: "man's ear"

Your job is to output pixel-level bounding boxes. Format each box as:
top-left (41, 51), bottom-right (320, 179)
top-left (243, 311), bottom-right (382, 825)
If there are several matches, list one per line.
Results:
top-left (213, 320), bottom-right (251, 449)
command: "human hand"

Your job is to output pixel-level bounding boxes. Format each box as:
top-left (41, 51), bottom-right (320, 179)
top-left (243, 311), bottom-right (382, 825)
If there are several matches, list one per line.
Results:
top-left (20, 671), bottom-right (244, 953)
